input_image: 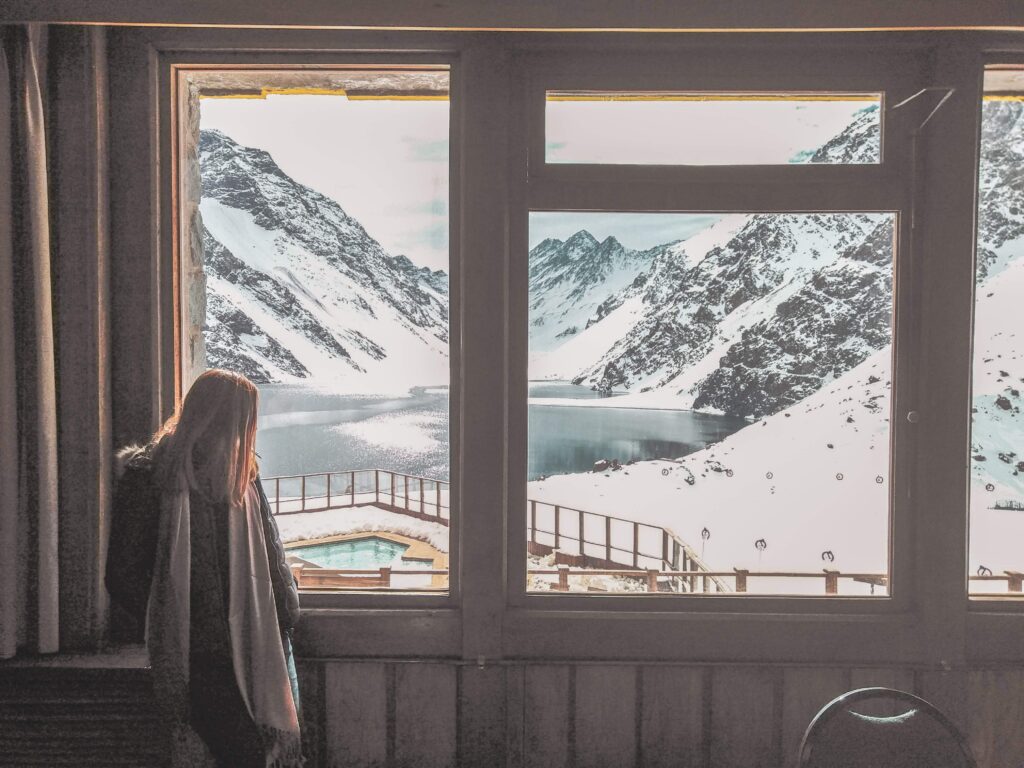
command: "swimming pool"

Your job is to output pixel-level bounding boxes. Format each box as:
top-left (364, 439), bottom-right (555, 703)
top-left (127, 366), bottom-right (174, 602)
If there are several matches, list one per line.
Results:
top-left (289, 536), bottom-right (427, 570)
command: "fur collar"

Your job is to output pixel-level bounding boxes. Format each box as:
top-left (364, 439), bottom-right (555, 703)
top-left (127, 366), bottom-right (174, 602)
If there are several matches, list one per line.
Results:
top-left (114, 443), bottom-right (153, 479)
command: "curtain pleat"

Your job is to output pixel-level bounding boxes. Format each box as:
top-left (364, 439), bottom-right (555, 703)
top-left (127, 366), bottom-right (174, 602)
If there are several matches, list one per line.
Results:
top-left (0, 24), bottom-right (61, 658)
top-left (0, 26), bottom-right (19, 660)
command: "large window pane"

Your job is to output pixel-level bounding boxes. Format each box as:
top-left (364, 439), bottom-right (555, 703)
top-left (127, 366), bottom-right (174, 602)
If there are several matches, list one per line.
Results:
top-left (527, 209), bottom-right (895, 595)
top-left (969, 68), bottom-right (1024, 596)
top-left (545, 91), bottom-right (881, 165)
top-left (179, 69), bottom-right (451, 592)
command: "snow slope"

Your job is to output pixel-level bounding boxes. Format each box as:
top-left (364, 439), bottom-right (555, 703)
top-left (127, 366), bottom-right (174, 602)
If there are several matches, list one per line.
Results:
top-left (199, 129), bottom-right (449, 391)
top-left (969, 255), bottom-right (1024, 579)
top-left (528, 349), bottom-right (893, 595)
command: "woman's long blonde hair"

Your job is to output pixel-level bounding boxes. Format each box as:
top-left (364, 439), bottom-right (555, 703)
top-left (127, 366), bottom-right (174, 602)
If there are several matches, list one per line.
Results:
top-left (152, 369), bottom-right (259, 506)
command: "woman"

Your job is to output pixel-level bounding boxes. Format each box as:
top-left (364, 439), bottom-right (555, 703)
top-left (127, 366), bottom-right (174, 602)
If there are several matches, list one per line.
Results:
top-left (106, 369), bottom-right (303, 767)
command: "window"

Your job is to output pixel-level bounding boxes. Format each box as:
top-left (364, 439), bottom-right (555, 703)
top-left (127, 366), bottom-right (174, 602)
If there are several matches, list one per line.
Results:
top-left (970, 66), bottom-right (1024, 597)
top-left (176, 67), bottom-right (452, 593)
top-left (545, 91), bottom-right (882, 165)
top-left (526, 211), bottom-right (895, 595)
top-left (505, 54), bottom-right (918, 612)
top-left (157, 33), bottom-right (1016, 662)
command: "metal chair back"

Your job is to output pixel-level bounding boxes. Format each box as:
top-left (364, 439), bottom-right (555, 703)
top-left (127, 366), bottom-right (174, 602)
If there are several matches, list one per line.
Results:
top-left (798, 687), bottom-right (976, 768)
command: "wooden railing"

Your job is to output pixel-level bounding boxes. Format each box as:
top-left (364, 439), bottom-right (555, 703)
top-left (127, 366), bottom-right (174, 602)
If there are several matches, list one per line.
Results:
top-left (289, 564), bottom-right (1024, 595)
top-left (535, 567), bottom-right (887, 594)
top-left (969, 571), bottom-right (1024, 593)
top-left (268, 469), bottom-right (1023, 596)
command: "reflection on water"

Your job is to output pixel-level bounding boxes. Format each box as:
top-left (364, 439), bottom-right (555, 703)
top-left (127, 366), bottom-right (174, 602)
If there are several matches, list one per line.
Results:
top-left (527, 381), bottom-right (621, 400)
top-left (528, 399), bottom-right (747, 480)
top-left (256, 384), bottom-right (451, 480)
top-left (254, 381), bottom-right (747, 483)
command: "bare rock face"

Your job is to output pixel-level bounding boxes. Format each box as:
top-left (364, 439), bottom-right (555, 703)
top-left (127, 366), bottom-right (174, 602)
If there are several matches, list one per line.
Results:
top-left (197, 129), bottom-right (448, 384)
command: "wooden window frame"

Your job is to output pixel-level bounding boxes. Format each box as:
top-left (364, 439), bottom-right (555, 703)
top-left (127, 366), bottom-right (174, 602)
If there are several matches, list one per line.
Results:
top-left (121, 26), bottom-right (1024, 664)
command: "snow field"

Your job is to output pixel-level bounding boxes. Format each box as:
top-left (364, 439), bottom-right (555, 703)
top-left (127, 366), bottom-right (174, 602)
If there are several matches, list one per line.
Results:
top-left (528, 350), bottom-right (894, 595)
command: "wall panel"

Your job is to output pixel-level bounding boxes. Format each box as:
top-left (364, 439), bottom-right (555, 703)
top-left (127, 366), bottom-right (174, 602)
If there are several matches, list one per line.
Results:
top-left (6, 660), bottom-right (1024, 766)
top-left (966, 669), bottom-right (1024, 768)
top-left (780, 667), bottom-right (848, 766)
top-left (325, 662), bottom-right (388, 768)
top-left (523, 665), bottom-right (571, 768)
top-left (639, 666), bottom-right (705, 768)
top-left (575, 665), bottom-right (636, 768)
top-left (393, 663), bottom-right (457, 768)
top-left (709, 667), bottom-right (780, 768)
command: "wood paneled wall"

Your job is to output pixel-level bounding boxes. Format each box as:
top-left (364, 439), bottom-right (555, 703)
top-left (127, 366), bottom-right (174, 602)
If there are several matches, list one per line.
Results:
top-left (295, 659), bottom-right (1024, 768)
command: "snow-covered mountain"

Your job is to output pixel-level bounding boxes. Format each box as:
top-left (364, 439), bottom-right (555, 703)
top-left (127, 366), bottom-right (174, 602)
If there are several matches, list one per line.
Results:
top-left (527, 98), bottom-right (1024, 586)
top-left (527, 100), bottom-right (1023, 423)
top-left (530, 208), bottom-right (893, 417)
top-left (199, 129), bottom-right (448, 388)
top-left (528, 106), bottom-right (897, 416)
top-left (976, 99), bottom-right (1024, 281)
top-left (528, 231), bottom-right (650, 353)
top-left (970, 138), bottom-right (1024, 576)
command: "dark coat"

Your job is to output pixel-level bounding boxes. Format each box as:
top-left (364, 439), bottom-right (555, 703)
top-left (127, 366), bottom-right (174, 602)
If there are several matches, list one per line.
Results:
top-left (105, 443), bottom-right (301, 767)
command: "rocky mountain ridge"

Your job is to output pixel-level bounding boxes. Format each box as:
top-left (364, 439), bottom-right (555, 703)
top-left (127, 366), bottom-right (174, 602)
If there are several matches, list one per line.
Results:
top-left (530, 101), bottom-right (1024, 420)
top-left (198, 129), bottom-right (448, 387)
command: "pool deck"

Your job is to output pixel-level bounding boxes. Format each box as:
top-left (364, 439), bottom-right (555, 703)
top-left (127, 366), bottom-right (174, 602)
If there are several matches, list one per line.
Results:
top-left (285, 528), bottom-right (448, 588)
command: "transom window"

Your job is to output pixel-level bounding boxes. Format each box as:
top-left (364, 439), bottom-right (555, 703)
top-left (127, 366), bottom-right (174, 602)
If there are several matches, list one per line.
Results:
top-left (545, 91), bottom-right (882, 165)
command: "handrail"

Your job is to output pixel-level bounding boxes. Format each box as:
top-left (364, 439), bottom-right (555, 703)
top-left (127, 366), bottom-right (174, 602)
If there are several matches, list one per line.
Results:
top-left (265, 468), bottom-right (450, 523)
top-left (526, 497), bottom-right (729, 591)
top-left (269, 469), bottom-right (1020, 596)
top-left (288, 564), bottom-right (1024, 595)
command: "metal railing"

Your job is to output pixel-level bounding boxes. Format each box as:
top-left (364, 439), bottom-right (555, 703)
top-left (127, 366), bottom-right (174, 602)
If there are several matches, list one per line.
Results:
top-left (527, 498), bottom-right (728, 592)
top-left (265, 468), bottom-right (449, 524)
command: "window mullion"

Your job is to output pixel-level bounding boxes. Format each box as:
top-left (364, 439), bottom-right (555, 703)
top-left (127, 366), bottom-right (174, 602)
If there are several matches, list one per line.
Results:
top-left (526, 174), bottom-right (906, 215)
top-left (459, 41), bottom-right (514, 662)
top-left (909, 43), bottom-right (984, 666)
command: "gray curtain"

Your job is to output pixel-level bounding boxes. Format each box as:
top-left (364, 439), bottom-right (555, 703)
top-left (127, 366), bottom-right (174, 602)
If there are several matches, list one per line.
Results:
top-left (0, 25), bottom-right (59, 663)
top-left (0, 23), bottom-right (111, 659)
top-left (0, 23), bottom-right (59, 658)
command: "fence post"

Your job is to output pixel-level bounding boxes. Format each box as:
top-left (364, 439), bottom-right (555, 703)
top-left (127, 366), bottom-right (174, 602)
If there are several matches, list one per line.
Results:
top-left (290, 563), bottom-right (304, 588)
top-left (605, 516), bottom-right (612, 563)
top-left (301, 476), bottom-right (306, 511)
top-left (824, 569), bottom-right (839, 595)
top-left (351, 471), bottom-right (356, 506)
top-left (380, 567), bottom-right (392, 589)
top-left (633, 522), bottom-right (639, 568)
top-left (554, 506), bottom-right (561, 550)
top-left (578, 512), bottom-right (585, 558)
top-left (420, 479), bottom-right (425, 515)
top-left (436, 482), bottom-right (442, 520)
top-left (556, 564), bottom-right (569, 592)
top-left (681, 550), bottom-right (693, 592)
top-left (374, 470), bottom-right (379, 505)
top-left (647, 569), bottom-right (659, 593)
top-left (702, 574), bottom-right (709, 593)
top-left (404, 475), bottom-right (409, 511)
top-left (391, 472), bottom-right (396, 508)
top-left (1006, 571), bottom-right (1024, 593)
top-left (734, 569), bottom-right (748, 593)
top-left (530, 501), bottom-right (537, 544)
top-left (326, 473), bottom-right (332, 508)
top-left (275, 478), bottom-right (280, 516)
top-left (662, 531), bottom-right (669, 568)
